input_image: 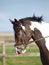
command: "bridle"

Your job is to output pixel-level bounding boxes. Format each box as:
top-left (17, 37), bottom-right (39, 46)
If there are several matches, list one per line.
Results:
top-left (16, 35), bottom-right (49, 50)
top-left (29, 35), bottom-right (49, 44)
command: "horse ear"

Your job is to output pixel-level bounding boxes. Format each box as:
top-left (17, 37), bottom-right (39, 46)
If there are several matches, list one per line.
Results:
top-left (33, 13), bottom-right (35, 17)
top-left (40, 16), bottom-right (43, 21)
top-left (14, 18), bottom-right (17, 22)
top-left (9, 19), bottom-right (14, 24)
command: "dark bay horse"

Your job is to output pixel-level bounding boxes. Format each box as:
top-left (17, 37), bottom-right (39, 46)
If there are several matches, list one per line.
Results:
top-left (9, 15), bottom-right (42, 54)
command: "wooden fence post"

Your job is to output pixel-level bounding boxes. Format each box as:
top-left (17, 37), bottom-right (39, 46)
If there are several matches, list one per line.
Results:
top-left (2, 41), bottom-right (6, 65)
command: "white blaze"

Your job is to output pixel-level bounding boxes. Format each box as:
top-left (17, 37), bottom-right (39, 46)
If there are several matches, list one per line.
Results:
top-left (21, 24), bottom-right (25, 30)
top-left (30, 21), bottom-right (49, 50)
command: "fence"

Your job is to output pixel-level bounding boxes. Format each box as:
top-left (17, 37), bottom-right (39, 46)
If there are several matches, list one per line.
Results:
top-left (0, 40), bottom-right (39, 65)
top-left (0, 40), bottom-right (16, 65)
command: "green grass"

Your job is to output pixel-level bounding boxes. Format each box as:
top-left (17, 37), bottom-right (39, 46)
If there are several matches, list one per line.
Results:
top-left (0, 56), bottom-right (42, 65)
top-left (0, 44), bottom-right (2, 53)
top-left (26, 47), bottom-right (39, 53)
top-left (0, 43), bottom-right (42, 65)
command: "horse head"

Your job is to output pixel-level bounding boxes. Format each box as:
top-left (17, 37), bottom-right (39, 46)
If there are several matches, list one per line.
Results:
top-left (9, 19), bottom-right (27, 54)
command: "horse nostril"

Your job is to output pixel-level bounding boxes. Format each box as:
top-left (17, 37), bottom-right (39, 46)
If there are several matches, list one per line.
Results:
top-left (17, 51), bottom-right (21, 54)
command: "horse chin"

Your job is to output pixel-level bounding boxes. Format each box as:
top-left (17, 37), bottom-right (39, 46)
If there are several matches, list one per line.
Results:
top-left (15, 47), bottom-right (26, 54)
top-left (17, 49), bottom-right (26, 54)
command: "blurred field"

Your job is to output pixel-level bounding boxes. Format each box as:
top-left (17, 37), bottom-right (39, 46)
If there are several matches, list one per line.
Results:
top-left (0, 33), bottom-right (14, 41)
top-left (0, 33), bottom-right (42, 65)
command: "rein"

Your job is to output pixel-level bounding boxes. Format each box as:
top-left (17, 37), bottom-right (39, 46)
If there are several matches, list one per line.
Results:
top-left (29, 36), bottom-right (49, 44)
top-left (17, 35), bottom-right (49, 50)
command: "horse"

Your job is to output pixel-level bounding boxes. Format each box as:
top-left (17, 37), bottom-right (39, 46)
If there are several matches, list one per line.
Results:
top-left (10, 15), bottom-right (49, 65)
top-left (32, 28), bottom-right (49, 65)
top-left (9, 15), bottom-right (42, 54)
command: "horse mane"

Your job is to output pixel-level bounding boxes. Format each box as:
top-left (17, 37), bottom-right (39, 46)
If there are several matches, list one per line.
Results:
top-left (19, 15), bottom-right (43, 23)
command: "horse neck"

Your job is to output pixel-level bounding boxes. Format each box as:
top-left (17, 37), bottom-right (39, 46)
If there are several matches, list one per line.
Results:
top-left (35, 35), bottom-right (48, 54)
top-left (25, 25), bottom-right (30, 29)
top-left (34, 38), bottom-right (49, 65)
top-left (39, 44), bottom-right (49, 65)
top-left (38, 43), bottom-right (48, 54)
top-left (25, 25), bottom-right (31, 33)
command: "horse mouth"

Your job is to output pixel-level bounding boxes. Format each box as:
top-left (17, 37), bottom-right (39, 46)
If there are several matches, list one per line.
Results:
top-left (17, 51), bottom-right (21, 54)
top-left (17, 49), bottom-right (26, 54)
